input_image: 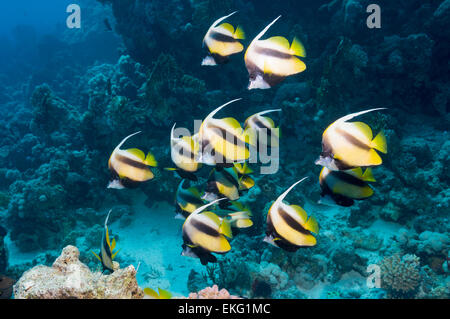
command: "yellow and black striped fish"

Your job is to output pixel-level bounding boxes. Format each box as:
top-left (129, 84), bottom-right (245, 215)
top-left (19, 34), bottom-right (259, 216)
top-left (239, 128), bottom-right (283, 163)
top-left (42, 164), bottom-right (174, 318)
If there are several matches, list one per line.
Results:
top-left (197, 99), bottom-right (249, 166)
top-left (245, 15), bottom-right (306, 90)
top-left (175, 179), bottom-right (205, 220)
top-left (244, 108), bottom-right (281, 148)
top-left (204, 167), bottom-right (241, 201)
top-left (319, 167), bottom-right (375, 207)
top-left (166, 123), bottom-right (201, 181)
top-left (220, 200), bottom-right (253, 229)
top-left (202, 11), bottom-right (245, 66)
top-left (108, 131), bottom-right (157, 189)
top-left (315, 108), bottom-right (387, 171)
top-left (265, 178), bottom-right (319, 252)
top-left (92, 210), bottom-right (120, 273)
top-left (181, 199), bottom-right (232, 265)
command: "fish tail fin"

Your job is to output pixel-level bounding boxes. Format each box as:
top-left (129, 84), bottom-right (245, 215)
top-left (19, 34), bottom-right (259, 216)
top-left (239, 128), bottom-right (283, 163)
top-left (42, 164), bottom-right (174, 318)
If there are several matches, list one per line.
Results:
top-left (158, 288), bottom-right (172, 299)
top-left (290, 37), bottom-right (306, 57)
top-left (304, 215), bottom-right (319, 234)
top-left (371, 131), bottom-right (387, 154)
top-left (362, 168), bottom-right (376, 182)
top-left (144, 151), bottom-right (158, 167)
top-left (219, 218), bottom-right (233, 238)
top-left (234, 25), bottom-right (245, 40)
top-left (144, 287), bottom-right (159, 299)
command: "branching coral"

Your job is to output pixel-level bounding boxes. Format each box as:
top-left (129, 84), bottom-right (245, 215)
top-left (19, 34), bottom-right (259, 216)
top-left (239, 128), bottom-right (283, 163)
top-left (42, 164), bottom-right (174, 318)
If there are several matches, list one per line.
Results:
top-left (187, 285), bottom-right (240, 299)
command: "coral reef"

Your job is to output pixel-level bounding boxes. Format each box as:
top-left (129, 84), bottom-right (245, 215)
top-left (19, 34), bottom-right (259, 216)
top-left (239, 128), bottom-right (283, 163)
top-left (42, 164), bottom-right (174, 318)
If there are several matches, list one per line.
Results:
top-left (13, 246), bottom-right (143, 299)
top-left (187, 285), bottom-right (240, 299)
top-left (380, 254), bottom-right (421, 298)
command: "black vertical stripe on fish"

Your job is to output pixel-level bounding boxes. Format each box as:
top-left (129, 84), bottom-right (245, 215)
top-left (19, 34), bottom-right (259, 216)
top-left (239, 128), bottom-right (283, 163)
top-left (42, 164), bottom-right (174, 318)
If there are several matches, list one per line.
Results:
top-left (191, 219), bottom-right (220, 237)
top-left (254, 46), bottom-right (292, 60)
top-left (278, 207), bottom-right (311, 235)
top-left (179, 191), bottom-right (204, 205)
top-left (266, 213), bottom-right (300, 252)
top-left (320, 180), bottom-right (355, 207)
top-left (115, 154), bottom-right (149, 169)
top-left (330, 170), bottom-right (368, 187)
top-left (335, 128), bottom-right (371, 150)
top-left (177, 145), bottom-right (195, 160)
top-left (209, 30), bottom-right (238, 43)
top-left (208, 125), bottom-right (246, 147)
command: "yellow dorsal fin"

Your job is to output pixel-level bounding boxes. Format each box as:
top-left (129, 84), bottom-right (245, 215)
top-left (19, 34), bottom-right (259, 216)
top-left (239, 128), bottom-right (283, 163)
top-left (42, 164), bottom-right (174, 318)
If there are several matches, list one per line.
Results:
top-left (218, 22), bottom-right (234, 34)
top-left (350, 121), bottom-right (373, 140)
top-left (304, 216), bottom-right (319, 234)
top-left (267, 36), bottom-right (290, 50)
top-left (201, 211), bottom-right (221, 227)
top-left (362, 168), bottom-right (376, 182)
top-left (144, 288), bottom-right (159, 299)
top-left (144, 151), bottom-right (158, 167)
top-left (262, 116), bottom-right (275, 128)
top-left (126, 148), bottom-right (146, 161)
top-left (219, 219), bottom-right (233, 238)
top-left (234, 25), bottom-right (245, 40)
top-left (345, 167), bottom-right (364, 178)
top-left (371, 131), bottom-right (387, 154)
top-left (91, 251), bottom-right (102, 262)
top-left (111, 249), bottom-right (120, 260)
top-left (158, 288), bottom-right (172, 299)
top-left (220, 117), bottom-right (242, 130)
top-left (290, 37), bottom-right (306, 57)
top-left (290, 204), bottom-right (308, 224)
top-left (243, 127), bottom-right (257, 146)
top-left (105, 227), bottom-right (111, 251)
top-left (111, 237), bottom-right (116, 251)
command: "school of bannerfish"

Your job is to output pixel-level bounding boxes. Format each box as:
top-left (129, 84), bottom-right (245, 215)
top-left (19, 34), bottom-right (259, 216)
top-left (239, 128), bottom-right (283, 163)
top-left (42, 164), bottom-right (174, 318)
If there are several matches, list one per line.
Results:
top-left (92, 12), bottom-right (388, 298)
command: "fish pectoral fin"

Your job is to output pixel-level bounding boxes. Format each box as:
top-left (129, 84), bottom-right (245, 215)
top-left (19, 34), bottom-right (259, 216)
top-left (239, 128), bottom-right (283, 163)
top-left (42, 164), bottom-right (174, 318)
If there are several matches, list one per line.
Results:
top-left (91, 251), bottom-right (102, 262)
top-left (144, 151), bottom-right (158, 167)
top-left (290, 37), bottom-right (306, 57)
top-left (144, 287), bottom-right (159, 299)
top-left (158, 288), bottom-right (172, 299)
top-left (126, 148), bottom-right (146, 161)
top-left (304, 216), bottom-right (319, 234)
top-left (371, 131), bottom-right (387, 154)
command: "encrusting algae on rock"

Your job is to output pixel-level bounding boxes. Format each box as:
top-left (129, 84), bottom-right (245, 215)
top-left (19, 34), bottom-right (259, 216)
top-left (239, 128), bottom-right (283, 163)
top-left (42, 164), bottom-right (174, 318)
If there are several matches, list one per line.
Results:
top-left (13, 246), bottom-right (144, 299)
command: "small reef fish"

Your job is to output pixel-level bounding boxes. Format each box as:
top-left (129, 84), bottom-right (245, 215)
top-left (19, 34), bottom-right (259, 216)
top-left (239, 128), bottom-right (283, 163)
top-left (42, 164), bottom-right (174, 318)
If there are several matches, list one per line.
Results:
top-left (245, 16), bottom-right (306, 90)
top-left (182, 198), bottom-right (232, 265)
top-left (204, 167), bottom-right (241, 201)
top-left (220, 200), bottom-right (253, 229)
top-left (197, 99), bottom-right (249, 166)
top-left (319, 167), bottom-right (375, 207)
top-left (92, 210), bottom-right (120, 273)
top-left (108, 131), bottom-right (158, 189)
top-left (265, 178), bottom-right (319, 252)
top-left (202, 11), bottom-right (245, 66)
top-left (175, 179), bottom-right (205, 220)
top-left (143, 287), bottom-right (172, 299)
top-left (315, 108), bottom-right (387, 171)
top-left (233, 162), bottom-right (255, 191)
top-left (244, 109), bottom-right (281, 148)
top-left (167, 123), bottom-right (201, 181)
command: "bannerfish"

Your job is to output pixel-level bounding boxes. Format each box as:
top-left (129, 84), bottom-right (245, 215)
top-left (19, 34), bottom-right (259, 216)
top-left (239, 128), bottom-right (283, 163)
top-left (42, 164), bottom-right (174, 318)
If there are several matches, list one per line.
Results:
top-left (166, 123), bottom-right (201, 181)
top-left (264, 178), bottom-right (319, 252)
top-left (92, 210), bottom-right (120, 273)
top-left (222, 201), bottom-right (253, 229)
top-left (175, 179), bottom-right (205, 220)
top-left (245, 16), bottom-right (306, 90)
top-left (315, 108), bottom-right (387, 171)
top-left (202, 11), bottom-right (245, 66)
top-left (319, 167), bottom-right (376, 207)
top-left (204, 167), bottom-right (241, 201)
top-left (244, 109), bottom-right (281, 148)
top-left (108, 131), bottom-right (158, 189)
top-left (197, 99), bottom-right (249, 166)
top-left (233, 162), bottom-right (255, 191)
top-left (181, 198), bottom-right (232, 265)
top-left (144, 287), bottom-right (172, 299)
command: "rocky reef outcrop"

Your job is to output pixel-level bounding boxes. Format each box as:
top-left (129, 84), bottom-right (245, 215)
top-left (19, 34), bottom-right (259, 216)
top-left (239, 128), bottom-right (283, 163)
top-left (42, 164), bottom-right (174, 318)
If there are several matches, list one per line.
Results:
top-left (14, 245), bottom-right (143, 299)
